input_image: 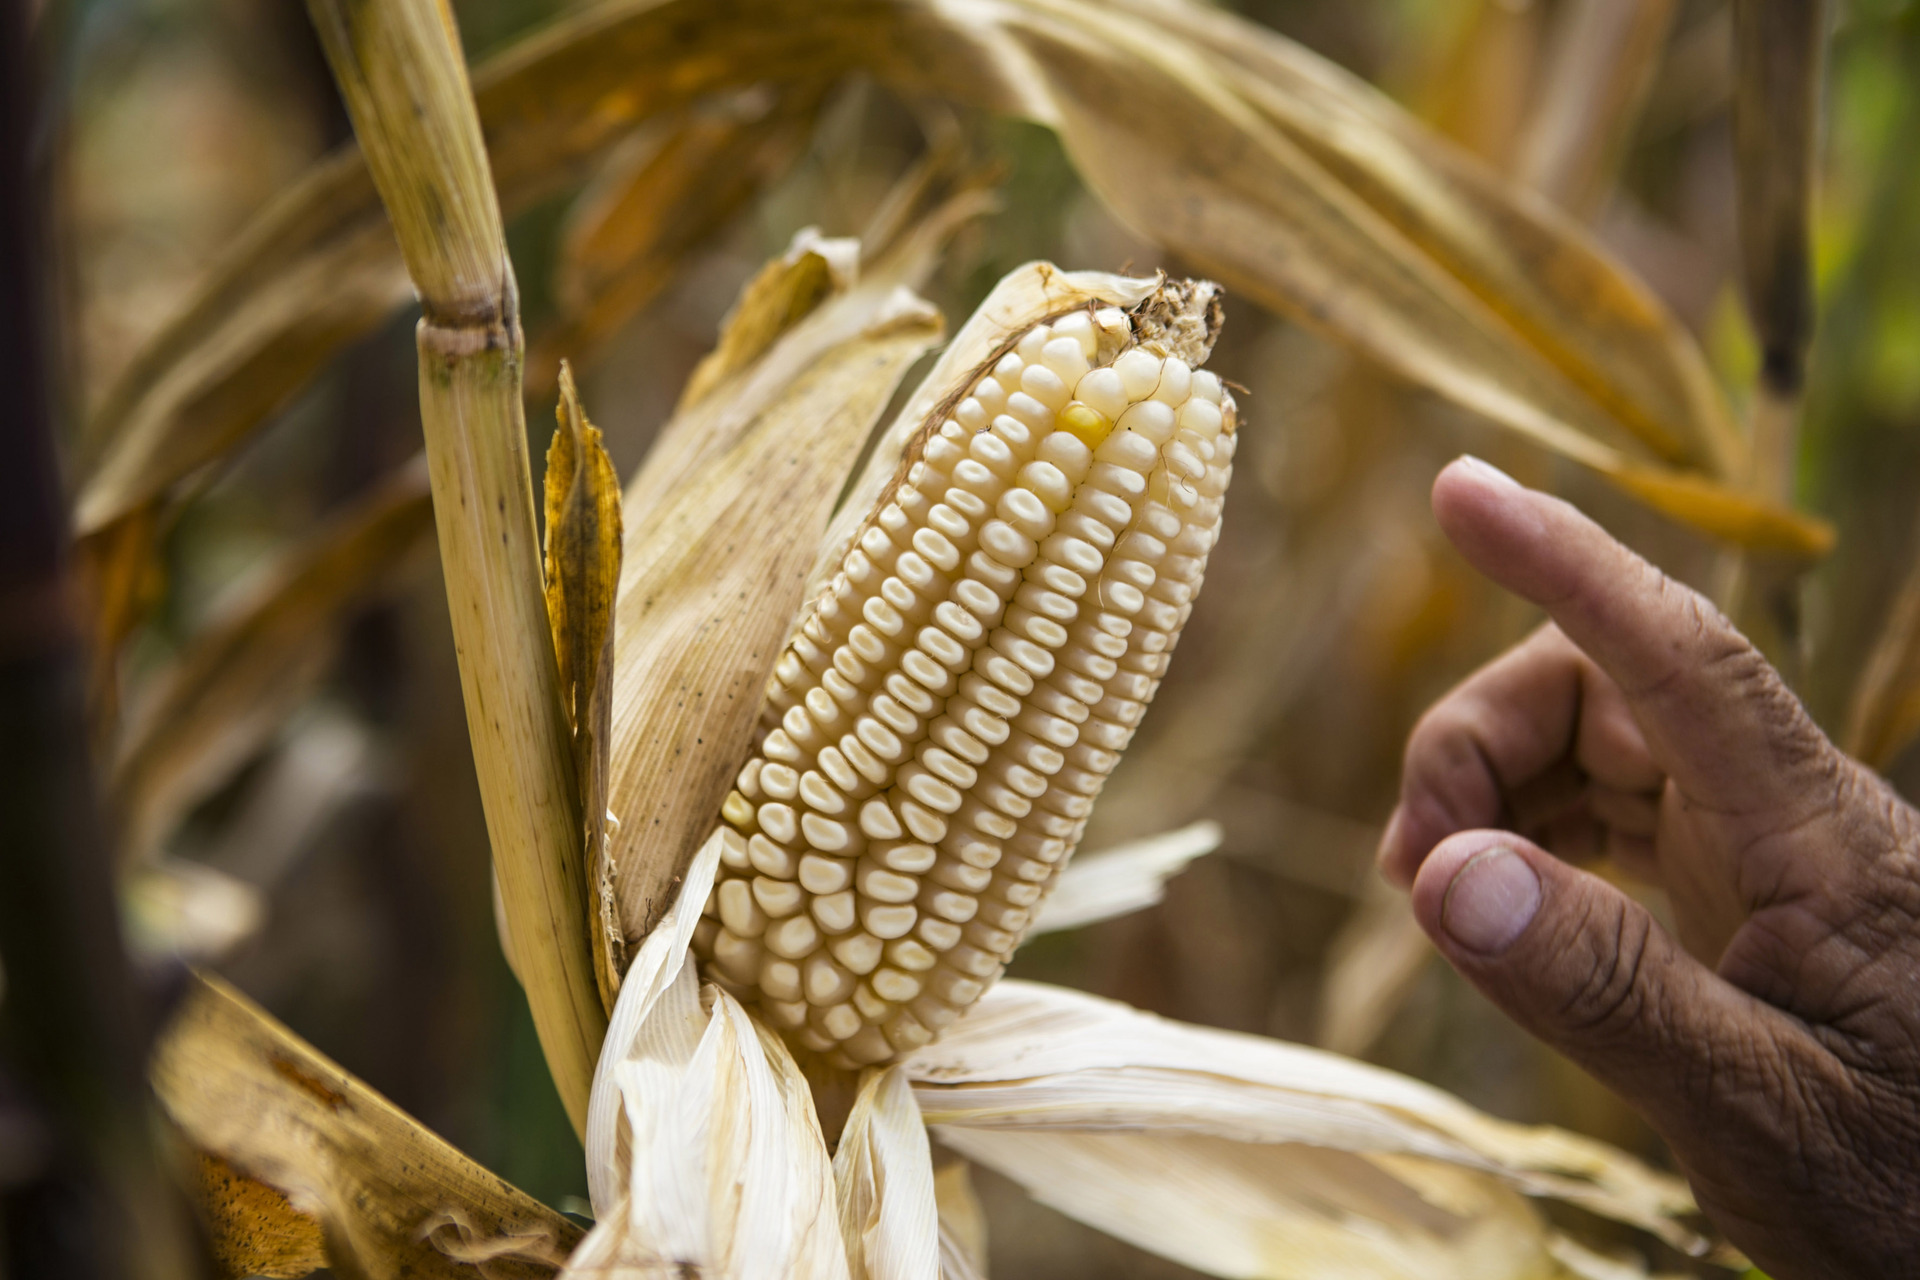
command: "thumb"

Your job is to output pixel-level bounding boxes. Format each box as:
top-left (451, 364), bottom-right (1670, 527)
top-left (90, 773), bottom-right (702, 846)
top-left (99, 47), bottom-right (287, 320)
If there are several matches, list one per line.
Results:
top-left (1409, 828), bottom-right (1814, 1148)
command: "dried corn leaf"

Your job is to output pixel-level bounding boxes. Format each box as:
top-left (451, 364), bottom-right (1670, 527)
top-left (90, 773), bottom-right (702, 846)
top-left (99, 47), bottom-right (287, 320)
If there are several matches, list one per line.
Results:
top-left (530, 90), bottom-right (822, 397)
top-left (155, 973), bottom-right (581, 1279)
top-left (885, 0), bottom-right (1821, 553)
top-left (908, 981), bottom-right (1704, 1254)
top-left (603, 223), bottom-right (951, 947)
top-left (572, 831), bottom-right (849, 1278)
top-left (1108, 0), bottom-right (1718, 467)
top-left (544, 366), bottom-right (627, 1009)
top-left (833, 1068), bottom-right (941, 1280)
top-left (112, 459), bottom-right (433, 864)
top-left (81, 0), bottom-right (1825, 581)
top-left (1027, 820), bottom-right (1222, 935)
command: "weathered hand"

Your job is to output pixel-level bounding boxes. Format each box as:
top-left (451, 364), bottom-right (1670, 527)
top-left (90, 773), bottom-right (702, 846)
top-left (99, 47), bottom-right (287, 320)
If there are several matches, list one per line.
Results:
top-left (1380, 457), bottom-right (1920, 1279)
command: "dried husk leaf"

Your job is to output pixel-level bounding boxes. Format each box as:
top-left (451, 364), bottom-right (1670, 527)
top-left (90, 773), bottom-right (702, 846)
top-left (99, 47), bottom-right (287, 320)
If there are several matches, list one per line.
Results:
top-left (543, 366), bottom-right (627, 1010)
top-left (572, 831), bottom-right (849, 1279)
top-left (907, 981), bottom-right (1704, 1255)
top-left (603, 220), bottom-right (956, 948)
top-left (932, 1162), bottom-right (988, 1280)
top-left (1026, 820), bottom-right (1223, 935)
top-left (111, 459), bottom-right (433, 865)
top-left (833, 1069), bottom-right (941, 1280)
top-left (154, 973), bottom-right (581, 1280)
top-left (932, 1128), bottom-right (1570, 1280)
top-left (309, 0), bottom-right (606, 1129)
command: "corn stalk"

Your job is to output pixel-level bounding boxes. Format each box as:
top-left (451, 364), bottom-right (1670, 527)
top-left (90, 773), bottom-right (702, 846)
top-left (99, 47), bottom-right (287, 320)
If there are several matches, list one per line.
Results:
top-left (305, 0), bottom-right (604, 1131)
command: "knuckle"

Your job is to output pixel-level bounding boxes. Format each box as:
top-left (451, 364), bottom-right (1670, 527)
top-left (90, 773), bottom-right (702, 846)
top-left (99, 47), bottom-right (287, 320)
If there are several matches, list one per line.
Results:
top-left (1552, 896), bottom-right (1657, 1043)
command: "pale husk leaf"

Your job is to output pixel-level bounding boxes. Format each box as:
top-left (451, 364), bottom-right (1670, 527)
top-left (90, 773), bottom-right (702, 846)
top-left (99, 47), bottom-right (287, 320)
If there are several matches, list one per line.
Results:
top-left (932, 1163), bottom-right (989, 1280)
top-left (1026, 819), bottom-right (1223, 935)
top-left (833, 1069), bottom-right (942, 1280)
top-left (154, 973), bottom-right (581, 1279)
top-left (907, 981), bottom-right (1702, 1254)
top-left (932, 1128), bottom-right (1576, 1280)
top-left (572, 830), bottom-right (850, 1279)
top-left (603, 220), bottom-right (958, 948)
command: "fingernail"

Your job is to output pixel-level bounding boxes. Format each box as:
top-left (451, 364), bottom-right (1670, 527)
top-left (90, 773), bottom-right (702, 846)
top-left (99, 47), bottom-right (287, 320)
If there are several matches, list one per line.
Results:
top-left (1458, 454), bottom-right (1522, 489)
top-left (1441, 847), bottom-right (1540, 954)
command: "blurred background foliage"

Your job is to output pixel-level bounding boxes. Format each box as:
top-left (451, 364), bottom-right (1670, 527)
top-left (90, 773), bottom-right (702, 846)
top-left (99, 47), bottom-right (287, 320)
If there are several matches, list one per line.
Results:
top-left (42, 0), bottom-right (1920, 1273)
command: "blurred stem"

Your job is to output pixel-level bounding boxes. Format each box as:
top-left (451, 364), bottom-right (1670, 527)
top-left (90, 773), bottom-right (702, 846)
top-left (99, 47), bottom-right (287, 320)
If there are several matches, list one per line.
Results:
top-left (0, 4), bottom-right (206, 1276)
top-left (307, 0), bottom-right (604, 1134)
top-left (1724, 1), bottom-right (1827, 677)
top-left (1516, 0), bottom-right (1678, 217)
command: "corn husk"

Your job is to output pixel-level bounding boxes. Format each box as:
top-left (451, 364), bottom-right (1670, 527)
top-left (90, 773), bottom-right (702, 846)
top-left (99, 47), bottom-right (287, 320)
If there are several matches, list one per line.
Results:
top-left (908, 981), bottom-right (1704, 1268)
top-left (600, 216), bottom-right (959, 951)
top-left (1027, 820), bottom-right (1223, 935)
top-left (833, 1069), bottom-right (941, 1280)
top-left (571, 831), bottom-right (849, 1279)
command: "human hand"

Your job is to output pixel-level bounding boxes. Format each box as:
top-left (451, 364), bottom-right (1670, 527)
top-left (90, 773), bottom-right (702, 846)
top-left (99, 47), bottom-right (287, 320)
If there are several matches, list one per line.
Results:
top-left (1379, 457), bottom-right (1920, 1279)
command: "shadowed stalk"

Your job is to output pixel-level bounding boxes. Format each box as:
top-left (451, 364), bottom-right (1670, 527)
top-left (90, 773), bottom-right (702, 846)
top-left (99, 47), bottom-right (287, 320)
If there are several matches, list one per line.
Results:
top-left (305, 0), bottom-right (605, 1133)
top-left (0, 3), bottom-right (207, 1274)
top-left (1726, 0), bottom-right (1828, 674)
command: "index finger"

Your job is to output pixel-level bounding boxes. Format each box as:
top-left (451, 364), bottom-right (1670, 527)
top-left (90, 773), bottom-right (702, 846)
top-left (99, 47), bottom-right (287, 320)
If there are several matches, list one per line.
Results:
top-left (1430, 457), bottom-right (1834, 821)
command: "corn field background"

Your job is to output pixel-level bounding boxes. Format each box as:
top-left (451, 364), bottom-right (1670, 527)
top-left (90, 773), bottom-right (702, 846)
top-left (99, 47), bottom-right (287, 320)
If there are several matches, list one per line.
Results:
top-left (5, 0), bottom-right (1920, 1276)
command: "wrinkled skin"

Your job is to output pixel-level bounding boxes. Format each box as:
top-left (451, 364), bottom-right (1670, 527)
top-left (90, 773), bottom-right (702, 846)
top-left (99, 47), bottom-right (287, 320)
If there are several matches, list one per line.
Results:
top-left (1380, 458), bottom-right (1920, 1280)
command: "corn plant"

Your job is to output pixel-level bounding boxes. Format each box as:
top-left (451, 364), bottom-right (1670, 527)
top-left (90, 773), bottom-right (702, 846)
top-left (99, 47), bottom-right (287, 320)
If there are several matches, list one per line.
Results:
top-left (17, 0), bottom-right (1910, 1276)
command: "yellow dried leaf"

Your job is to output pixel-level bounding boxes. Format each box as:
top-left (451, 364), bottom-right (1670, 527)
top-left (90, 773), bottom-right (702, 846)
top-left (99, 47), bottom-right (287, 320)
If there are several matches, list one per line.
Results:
top-left (156, 973), bottom-right (582, 1280)
top-left (544, 365), bottom-right (627, 1010)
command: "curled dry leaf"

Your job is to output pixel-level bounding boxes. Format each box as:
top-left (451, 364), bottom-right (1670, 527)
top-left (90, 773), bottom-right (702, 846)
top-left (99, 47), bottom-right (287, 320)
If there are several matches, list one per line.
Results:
top-left (1025, 819), bottom-right (1223, 935)
top-left (832, 1068), bottom-right (941, 1280)
top-left (603, 220), bottom-right (954, 950)
top-left (111, 459), bottom-right (433, 865)
top-left (907, 981), bottom-right (1704, 1256)
top-left (543, 365), bottom-right (627, 1010)
top-left (155, 973), bottom-right (581, 1280)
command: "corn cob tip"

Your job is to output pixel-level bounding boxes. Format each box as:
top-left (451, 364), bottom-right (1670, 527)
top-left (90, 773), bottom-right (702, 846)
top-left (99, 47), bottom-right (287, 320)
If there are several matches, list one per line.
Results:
top-left (692, 278), bottom-right (1236, 1068)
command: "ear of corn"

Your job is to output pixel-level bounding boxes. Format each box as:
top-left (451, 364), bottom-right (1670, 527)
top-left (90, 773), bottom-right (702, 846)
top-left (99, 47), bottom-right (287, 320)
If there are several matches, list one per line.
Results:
top-left (691, 278), bottom-right (1236, 1067)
